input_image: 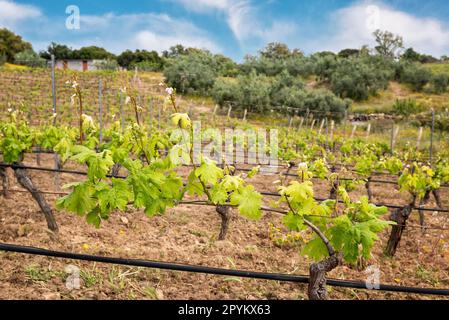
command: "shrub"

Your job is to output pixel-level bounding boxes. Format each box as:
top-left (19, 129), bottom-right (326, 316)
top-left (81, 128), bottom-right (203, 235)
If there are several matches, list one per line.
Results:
top-left (431, 73), bottom-right (449, 94)
top-left (14, 49), bottom-right (46, 68)
top-left (330, 59), bottom-right (390, 101)
top-left (130, 60), bottom-right (162, 72)
top-left (392, 99), bottom-right (424, 117)
top-left (163, 52), bottom-right (217, 95)
top-left (94, 59), bottom-right (119, 71)
top-left (211, 78), bottom-right (240, 107)
top-left (400, 63), bottom-right (432, 91)
top-left (303, 89), bottom-right (350, 121)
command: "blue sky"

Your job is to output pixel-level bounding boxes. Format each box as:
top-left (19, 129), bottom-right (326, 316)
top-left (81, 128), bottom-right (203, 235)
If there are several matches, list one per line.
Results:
top-left (1, 0), bottom-right (449, 61)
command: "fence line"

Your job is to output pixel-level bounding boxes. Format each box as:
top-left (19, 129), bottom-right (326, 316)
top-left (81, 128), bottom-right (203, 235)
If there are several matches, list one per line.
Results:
top-left (0, 162), bottom-right (448, 214)
top-left (0, 242), bottom-right (448, 296)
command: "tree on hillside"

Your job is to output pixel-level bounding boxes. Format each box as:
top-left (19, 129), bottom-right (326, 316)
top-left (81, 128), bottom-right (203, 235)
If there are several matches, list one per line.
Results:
top-left (117, 49), bottom-right (164, 70)
top-left (338, 49), bottom-right (360, 58)
top-left (373, 30), bottom-right (404, 58)
top-left (40, 42), bottom-right (74, 60)
top-left (259, 42), bottom-right (302, 60)
top-left (162, 44), bottom-right (189, 58)
top-left (402, 47), bottom-right (438, 63)
top-left (72, 46), bottom-right (115, 60)
top-left (0, 28), bottom-right (32, 63)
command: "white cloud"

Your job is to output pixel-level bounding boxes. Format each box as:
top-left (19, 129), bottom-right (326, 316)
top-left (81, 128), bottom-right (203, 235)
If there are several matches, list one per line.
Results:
top-left (315, 0), bottom-right (449, 57)
top-left (0, 0), bottom-right (41, 28)
top-left (77, 12), bottom-right (221, 53)
top-left (173, 0), bottom-right (297, 45)
top-left (172, 0), bottom-right (232, 12)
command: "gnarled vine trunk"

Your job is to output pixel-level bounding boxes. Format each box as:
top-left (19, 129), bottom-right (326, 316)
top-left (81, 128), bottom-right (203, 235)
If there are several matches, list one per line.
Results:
top-left (365, 177), bottom-right (373, 201)
top-left (111, 163), bottom-right (122, 177)
top-left (216, 205), bottom-right (231, 240)
top-left (385, 200), bottom-right (414, 257)
top-left (308, 254), bottom-right (341, 300)
top-left (432, 189), bottom-right (443, 209)
top-left (0, 166), bottom-right (9, 197)
top-left (418, 191), bottom-right (431, 233)
top-left (14, 166), bottom-right (58, 232)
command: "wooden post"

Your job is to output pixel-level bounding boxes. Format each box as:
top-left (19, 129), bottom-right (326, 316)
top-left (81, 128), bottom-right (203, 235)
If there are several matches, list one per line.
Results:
top-left (243, 109), bottom-right (247, 121)
top-left (310, 119), bottom-right (316, 131)
top-left (366, 123), bottom-right (371, 141)
top-left (318, 119), bottom-right (325, 135)
top-left (120, 93), bottom-right (125, 130)
top-left (330, 120), bottom-right (335, 141)
top-left (149, 98), bottom-right (153, 129)
top-left (158, 99), bottom-right (161, 130)
top-left (298, 117), bottom-right (304, 131)
top-left (416, 127), bottom-right (423, 150)
top-left (429, 109), bottom-right (435, 163)
top-left (98, 79), bottom-right (103, 144)
top-left (350, 124), bottom-right (357, 139)
top-left (227, 105), bottom-right (232, 119)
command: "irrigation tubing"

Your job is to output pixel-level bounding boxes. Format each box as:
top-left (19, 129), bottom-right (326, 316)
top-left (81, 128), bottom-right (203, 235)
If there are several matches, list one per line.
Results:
top-left (0, 242), bottom-right (448, 296)
top-left (1, 162), bottom-right (448, 214)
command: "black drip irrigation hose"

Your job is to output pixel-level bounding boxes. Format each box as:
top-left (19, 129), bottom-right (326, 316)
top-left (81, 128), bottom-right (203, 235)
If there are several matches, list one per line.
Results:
top-left (1, 162), bottom-right (448, 214)
top-left (1, 243), bottom-right (448, 296)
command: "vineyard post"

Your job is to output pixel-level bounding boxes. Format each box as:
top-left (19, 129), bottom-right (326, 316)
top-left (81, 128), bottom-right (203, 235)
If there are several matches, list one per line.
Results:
top-left (187, 105), bottom-right (192, 119)
top-left (416, 127), bottom-right (423, 150)
top-left (305, 108), bottom-right (310, 126)
top-left (298, 117), bottom-right (304, 131)
top-left (390, 123), bottom-right (395, 156)
top-left (158, 99), bottom-right (161, 130)
top-left (350, 124), bottom-right (357, 139)
top-left (310, 118), bottom-right (315, 131)
top-left (51, 54), bottom-right (56, 118)
top-left (149, 97), bottom-right (153, 129)
top-left (288, 115), bottom-right (293, 128)
top-left (120, 93), bottom-right (125, 130)
top-left (99, 79), bottom-right (103, 144)
top-left (429, 108), bottom-right (435, 163)
top-left (51, 55), bottom-right (60, 189)
top-left (366, 123), bottom-right (371, 141)
top-left (343, 109), bottom-right (348, 137)
top-left (227, 105), bottom-right (232, 120)
top-left (330, 120), bottom-right (335, 141)
top-left (213, 104), bottom-right (218, 124)
top-left (243, 109), bottom-right (247, 122)
top-left (318, 119), bottom-right (325, 135)
top-left (325, 118), bottom-right (329, 148)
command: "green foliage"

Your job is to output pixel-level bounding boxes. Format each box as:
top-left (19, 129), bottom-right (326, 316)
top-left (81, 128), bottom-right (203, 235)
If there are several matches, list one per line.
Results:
top-left (117, 49), bottom-right (164, 70)
top-left (278, 163), bottom-right (391, 264)
top-left (373, 29), bottom-right (404, 59)
top-left (0, 113), bottom-right (33, 163)
top-left (330, 58), bottom-right (391, 100)
top-left (163, 51), bottom-right (217, 95)
top-left (94, 59), bottom-right (119, 71)
top-left (399, 63), bottom-right (432, 91)
top-left (14, 49), bottom-right (46, 68)
top-left (398, 163), bottom-right (440, 200)
top-left (392, 99), bottom-right (424, 117)
top-left (430, 73), bottom-right (449, 93)
top-left (0, 28), bottom-right (32, 63)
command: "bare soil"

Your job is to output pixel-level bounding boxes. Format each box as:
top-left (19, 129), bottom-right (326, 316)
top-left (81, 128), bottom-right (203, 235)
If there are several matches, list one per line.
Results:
top-left (0, 154), bottom-right (448, 300)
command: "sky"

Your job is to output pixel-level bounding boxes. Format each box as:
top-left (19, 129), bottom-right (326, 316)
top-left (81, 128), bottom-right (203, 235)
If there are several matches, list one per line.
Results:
top-left (1, 0), bottom-right (449, 61)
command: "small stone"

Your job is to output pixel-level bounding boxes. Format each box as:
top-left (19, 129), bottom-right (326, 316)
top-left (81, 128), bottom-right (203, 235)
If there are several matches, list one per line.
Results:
top-left (120, 216), bottom-right (129, 225)
top-left (42, 292), bottom-right (61, 300)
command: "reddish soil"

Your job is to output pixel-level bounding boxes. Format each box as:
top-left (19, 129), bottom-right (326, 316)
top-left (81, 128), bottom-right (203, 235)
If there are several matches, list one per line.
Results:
top-left (0, 154), bottom-right (448, 300)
